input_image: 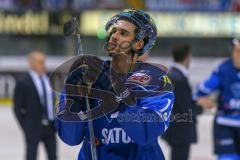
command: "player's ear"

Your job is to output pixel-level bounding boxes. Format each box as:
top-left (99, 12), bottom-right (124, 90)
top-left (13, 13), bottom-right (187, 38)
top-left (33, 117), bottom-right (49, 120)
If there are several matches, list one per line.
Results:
top-left (134, 40), bottom-right (144, 51)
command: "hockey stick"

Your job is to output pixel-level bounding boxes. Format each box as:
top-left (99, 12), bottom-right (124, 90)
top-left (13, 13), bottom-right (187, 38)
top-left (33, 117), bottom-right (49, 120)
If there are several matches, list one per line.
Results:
top-left (63, 17), bottom-right (98, 160)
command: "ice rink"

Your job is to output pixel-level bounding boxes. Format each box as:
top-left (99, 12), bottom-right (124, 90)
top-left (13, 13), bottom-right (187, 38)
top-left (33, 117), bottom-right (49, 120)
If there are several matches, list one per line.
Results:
top-left (0, 106), bottom-right (216, 160)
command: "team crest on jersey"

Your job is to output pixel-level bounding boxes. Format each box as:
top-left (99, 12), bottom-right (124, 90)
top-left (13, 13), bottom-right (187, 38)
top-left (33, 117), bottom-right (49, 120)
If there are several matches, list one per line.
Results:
top-left (231, 83), bottom-right (240, 98)
top-left (127, 72), bottom-right (151, 84)
top-left (162, 75), bottom-right (172, 86)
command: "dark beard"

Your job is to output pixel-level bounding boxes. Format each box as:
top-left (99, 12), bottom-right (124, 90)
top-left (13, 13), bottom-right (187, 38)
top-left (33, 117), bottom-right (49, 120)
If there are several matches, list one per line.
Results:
top-left (104, 40), bottom-right (135, 56)
top-left (103, 41), bottom-right (115, 56)
top-left (108, 52), bottom-right (114, 57)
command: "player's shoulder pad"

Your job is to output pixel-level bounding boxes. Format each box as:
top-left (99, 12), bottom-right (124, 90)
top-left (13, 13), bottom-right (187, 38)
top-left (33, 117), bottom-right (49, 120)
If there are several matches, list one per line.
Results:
top-left (136, 62), bottom-right (168, 76)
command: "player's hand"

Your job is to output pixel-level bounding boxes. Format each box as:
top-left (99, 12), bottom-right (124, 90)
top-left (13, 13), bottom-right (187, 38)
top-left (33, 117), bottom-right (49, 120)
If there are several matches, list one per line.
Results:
top-left (197, 97), bottom-right (216, 109)
top-left (81, 55), bottom-right (104, 83)
top-left (65, 55), bottom-right (104, 100)
top-left (65, 65), bottom-right (86, 85)
top-left (66, 55), bottom-right (104, 84)
top-left (64, 56), bottom-right (104, 113)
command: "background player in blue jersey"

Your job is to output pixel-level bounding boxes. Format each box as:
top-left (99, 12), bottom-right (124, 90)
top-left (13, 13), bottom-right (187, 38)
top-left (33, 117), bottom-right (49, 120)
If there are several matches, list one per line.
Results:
top-left (195, 38), bottom-right (240, 160)
top-left (55, 9), bottom-right (174, 160)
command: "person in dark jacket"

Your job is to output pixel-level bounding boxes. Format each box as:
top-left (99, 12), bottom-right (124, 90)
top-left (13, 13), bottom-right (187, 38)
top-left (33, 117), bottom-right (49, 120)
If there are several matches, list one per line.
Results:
top-left (13, 51), bottom-right (57, 160)
top-left (163, 44), bottom-right (203, 160)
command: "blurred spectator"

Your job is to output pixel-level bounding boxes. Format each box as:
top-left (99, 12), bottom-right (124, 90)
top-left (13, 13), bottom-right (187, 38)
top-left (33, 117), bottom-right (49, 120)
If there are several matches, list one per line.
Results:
top-left (1, 0), bottom-right (238, 12)
top-left (0, 0), bottom-right (15, 11)
top-left (145, 0), bottom-right (192, 11)
top-left (15, 0), bottom-right (42, 11)
top-left (232, 0), bottom-right (240, 11)
top-left (145, 0), bottom-right (232, 11)
top-left (71, 0), bottom-right (96, 11)
top-left (126, 0), bottom-right (145, 9)
top-left (97, 0), bottom-right (125, 9)
top-left (162, 44), bottom-right (203, 160)
top-left (13, 50), bottom-right (57, 160)
top-left (41, 0), bottom-right (67, 11)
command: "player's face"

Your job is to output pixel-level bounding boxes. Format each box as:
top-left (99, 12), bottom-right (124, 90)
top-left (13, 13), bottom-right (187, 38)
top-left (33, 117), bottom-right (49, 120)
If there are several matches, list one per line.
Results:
top-left (107, 20), bottom-right (136, 56)
top-left (232, 44), bottom-right (240, 69)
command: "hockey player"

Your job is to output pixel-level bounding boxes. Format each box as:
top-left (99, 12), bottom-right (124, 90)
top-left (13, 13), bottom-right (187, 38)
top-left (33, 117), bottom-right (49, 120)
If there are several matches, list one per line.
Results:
top-left (195, 38), bottom-right (240, 160)
top-left (55, 9), bottom-right (174, 160)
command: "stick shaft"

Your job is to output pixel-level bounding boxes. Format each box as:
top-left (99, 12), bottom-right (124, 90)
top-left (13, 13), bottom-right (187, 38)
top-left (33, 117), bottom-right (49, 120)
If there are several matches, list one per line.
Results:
top-left (76, 32), bottom-right (98, 160)
top-left (85, 88), bottom-right (98, 160)
top-left (77, 33), bottom-right (83, 56)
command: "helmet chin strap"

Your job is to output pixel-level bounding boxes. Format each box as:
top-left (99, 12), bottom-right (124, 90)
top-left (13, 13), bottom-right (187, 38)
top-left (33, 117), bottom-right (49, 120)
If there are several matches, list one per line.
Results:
top-left (103, 34), bottom-right (112, 53)
top-left (129, 53), bottom-right (138, 72)
top-left (129, 39), bottom-right (141, 72)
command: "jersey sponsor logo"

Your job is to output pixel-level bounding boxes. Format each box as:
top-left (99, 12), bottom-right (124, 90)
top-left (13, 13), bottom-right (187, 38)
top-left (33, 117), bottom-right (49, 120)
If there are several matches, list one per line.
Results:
top-left (231, 83), bottom-right (240, 99)
top-left (127, 72), bottom-right (151, 84)
top-left (101, 128), bottom-right (132, 144)
top-left (229, 99), bottom-right (240, 110)
top-left (217, 138), bottom-right (234, 146)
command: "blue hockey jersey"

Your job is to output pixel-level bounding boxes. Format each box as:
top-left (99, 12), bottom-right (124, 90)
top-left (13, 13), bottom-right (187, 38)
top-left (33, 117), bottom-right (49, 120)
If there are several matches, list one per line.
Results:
top-left (195, 58), bottom-right (240, 127)
top-left (56, 60), bottom-right (174, 160)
